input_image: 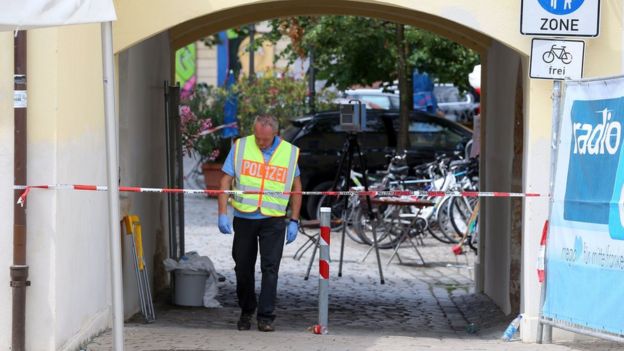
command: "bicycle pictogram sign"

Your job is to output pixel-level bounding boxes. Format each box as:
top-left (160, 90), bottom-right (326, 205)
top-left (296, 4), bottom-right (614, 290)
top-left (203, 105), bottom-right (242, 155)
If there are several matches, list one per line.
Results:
top-left (542, 45), bottom-right (573, 64)
top-left (530, 38), bottom-right (584, 80)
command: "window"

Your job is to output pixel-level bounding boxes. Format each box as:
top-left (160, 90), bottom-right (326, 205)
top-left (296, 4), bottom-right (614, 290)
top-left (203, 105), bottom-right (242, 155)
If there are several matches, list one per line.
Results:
top-left (297, 117), bottom-right (344, 152)
top-left (282, 125), bottom-right (301, 142)
top-left (407, 121), bottom-right (465, 149)
top-left (353, 95), bottom-right (391, 110)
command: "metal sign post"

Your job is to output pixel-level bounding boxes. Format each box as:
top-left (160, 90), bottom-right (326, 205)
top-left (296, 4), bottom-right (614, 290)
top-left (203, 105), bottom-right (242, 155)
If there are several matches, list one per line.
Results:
top-left (537, 79), bottom-right (562, 343)
top-left (101, 21), bottom-right (125, 351)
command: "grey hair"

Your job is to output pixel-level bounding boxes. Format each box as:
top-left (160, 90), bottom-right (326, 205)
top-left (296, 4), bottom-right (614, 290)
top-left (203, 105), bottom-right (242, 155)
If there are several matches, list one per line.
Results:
top-left (254, 115), bottom-right (279, 132)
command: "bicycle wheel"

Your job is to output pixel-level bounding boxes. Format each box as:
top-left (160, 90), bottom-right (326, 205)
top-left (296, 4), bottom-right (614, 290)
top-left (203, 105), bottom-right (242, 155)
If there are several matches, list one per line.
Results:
top-left (450, 197), bottom-right (477, 237)
top-left (561, 52), bottom-right (572, 64)
top-left (542, 51), bottom-right (555, 63)
top-left (435, 197), bottom-right (460, 243)
top-left (316, 193), bottom-right (367, 244)
top-left (352, 206), bottom-right (401, 249)
top-left (426, 219), bottom-right (455, 244)
top-left (316, 194), bottom-right (346, 231)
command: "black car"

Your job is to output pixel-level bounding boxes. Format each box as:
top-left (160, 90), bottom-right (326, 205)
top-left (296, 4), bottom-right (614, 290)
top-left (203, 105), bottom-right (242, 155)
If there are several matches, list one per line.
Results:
top-left (282, 109), bottom-right (472, 218)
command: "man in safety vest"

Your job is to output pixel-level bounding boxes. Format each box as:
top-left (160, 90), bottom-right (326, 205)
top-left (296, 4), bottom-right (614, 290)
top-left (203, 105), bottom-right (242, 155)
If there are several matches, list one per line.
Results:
top-left (217, 115), bottom-right (302, 332)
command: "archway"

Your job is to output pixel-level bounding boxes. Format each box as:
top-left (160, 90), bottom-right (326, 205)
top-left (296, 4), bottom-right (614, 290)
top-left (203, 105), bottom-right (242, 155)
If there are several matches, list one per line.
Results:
top-left (114, 0), bottom-right (530, 340)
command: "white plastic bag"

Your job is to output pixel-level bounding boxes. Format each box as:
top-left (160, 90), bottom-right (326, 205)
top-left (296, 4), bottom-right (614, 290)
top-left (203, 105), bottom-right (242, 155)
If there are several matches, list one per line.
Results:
top-left (163, 252), bottom-right (222, 308)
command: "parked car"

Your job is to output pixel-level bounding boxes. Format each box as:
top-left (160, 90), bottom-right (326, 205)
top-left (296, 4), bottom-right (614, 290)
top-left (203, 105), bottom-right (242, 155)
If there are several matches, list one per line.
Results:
top-left (282, 109), bottom-right (472, 218)
top-left (337, 89), bottom-right (400, 110)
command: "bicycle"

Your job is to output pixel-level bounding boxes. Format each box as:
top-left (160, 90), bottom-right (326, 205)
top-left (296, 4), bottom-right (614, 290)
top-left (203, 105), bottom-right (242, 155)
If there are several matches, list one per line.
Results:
top-left (542, 45), bottom-right (572, 64)
top-left (184, 154), bottom-right (206, 189)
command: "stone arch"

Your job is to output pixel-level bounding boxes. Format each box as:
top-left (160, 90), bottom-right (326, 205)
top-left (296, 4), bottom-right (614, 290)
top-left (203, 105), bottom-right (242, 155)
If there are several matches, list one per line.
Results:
top-left (114, 0), bottom-right (532, 331)
top-left (113, 0), bottom-right (528, 56)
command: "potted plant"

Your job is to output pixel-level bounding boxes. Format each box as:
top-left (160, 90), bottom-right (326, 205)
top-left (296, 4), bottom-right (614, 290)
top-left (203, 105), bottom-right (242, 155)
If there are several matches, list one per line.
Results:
top-left (180, 84), bottom-right (232, 191)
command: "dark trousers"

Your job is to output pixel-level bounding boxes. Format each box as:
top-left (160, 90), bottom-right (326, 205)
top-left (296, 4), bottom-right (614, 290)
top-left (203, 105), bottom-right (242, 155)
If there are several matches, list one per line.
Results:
top-left (232, 216), bottom-right (286, 322)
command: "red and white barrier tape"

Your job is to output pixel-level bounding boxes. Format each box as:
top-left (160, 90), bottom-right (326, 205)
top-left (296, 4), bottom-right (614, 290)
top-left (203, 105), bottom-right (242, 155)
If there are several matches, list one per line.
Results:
top-left (537, 220), bottom-right (549, 283)
top-left (198, 122), bottom-right (238, 136)
top-left (13, 184), bottom-right (549, 207)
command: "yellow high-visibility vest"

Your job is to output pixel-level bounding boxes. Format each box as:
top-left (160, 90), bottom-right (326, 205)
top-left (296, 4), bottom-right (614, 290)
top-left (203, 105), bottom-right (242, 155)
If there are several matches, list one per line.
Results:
top-left (231, 135), bottom-right (299, 217)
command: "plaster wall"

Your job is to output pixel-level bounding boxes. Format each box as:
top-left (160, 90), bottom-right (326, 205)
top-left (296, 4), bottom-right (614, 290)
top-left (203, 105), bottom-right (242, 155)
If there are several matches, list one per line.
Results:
top-left (0, 25), bottom-right (114, 351)
top-left (118, 31), bottom-right (171, 319)
top-left (482, 41), bottom-right (520, 315)
top-left (196, 41), bottom-right (217, 87)
top-left (0, 0), bottom-right (622, 348)
top-left (53, 24), bottom-right (111, 350)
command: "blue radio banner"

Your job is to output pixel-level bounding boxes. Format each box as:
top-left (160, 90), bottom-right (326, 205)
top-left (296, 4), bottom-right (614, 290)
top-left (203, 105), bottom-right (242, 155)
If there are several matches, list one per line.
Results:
top-left (544, 76), bottom-right (624, 335)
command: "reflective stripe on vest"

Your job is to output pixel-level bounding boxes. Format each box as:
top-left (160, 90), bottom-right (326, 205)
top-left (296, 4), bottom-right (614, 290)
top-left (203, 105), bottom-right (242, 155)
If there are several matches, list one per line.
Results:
top-left (231, 135), bottom-right (299, 216)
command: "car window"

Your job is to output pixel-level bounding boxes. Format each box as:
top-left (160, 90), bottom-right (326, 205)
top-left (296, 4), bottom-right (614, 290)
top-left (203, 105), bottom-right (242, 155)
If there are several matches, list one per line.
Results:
top-left (282, 124), bottom-right (301, 142)
top-left (312, 118), bottom-right (341, 133)
top-left (364, 115), bottom-right (384, 132)
top-left (351, 95), bottom-right (391, 110)
top-left (360, 115), bottom-right (388, 150)
top-left (296, 117), bottom-right (344, 152)
top-left (407, 121), bottom-right (465, 149)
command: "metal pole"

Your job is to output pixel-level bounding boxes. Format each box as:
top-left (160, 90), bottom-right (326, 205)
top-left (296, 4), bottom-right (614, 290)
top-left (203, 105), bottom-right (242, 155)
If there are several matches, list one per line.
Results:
top-left (172, 88), bottom-right (184, 258)
top-left (101, 22), bottom-right (125, 350)
top-left (308, 47), bottom-right (316, 114)
top-left (163, 82), bottom-right (177, 297)
top-left (318, 207), bottom-right (331, 334)
top-left (539, 318), bottom-right (624, 343)
top-left (11, 30), bottom-right (28, 351)
top-left (537, 80), bottom-right (561, 344)
top-left (338, 139), bottom-right (354, 277)
top-left (248, 24), bottom-right (255, 80)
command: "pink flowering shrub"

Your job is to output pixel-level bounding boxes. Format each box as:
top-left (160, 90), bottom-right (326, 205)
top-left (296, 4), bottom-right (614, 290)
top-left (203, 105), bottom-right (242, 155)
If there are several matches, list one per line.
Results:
top-left (180, 84), bottom-right (230, 163)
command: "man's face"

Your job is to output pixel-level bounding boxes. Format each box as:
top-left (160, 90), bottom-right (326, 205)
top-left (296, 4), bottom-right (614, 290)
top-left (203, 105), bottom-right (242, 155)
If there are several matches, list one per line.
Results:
top-left (254, 123), bottom-right (276, 151)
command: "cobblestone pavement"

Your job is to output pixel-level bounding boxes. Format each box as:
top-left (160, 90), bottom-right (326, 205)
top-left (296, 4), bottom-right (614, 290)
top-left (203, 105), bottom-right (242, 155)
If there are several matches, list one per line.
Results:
top-left (86, 196), bottom-right (622, 350)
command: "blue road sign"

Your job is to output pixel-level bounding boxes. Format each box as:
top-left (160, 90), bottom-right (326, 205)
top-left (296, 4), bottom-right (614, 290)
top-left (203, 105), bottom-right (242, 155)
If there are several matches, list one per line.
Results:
top-left (538, 0), bottom-right (585, 15)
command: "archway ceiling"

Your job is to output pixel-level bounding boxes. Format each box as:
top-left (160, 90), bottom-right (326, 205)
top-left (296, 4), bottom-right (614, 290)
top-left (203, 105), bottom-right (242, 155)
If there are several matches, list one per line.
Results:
top-left (168, 1), bottom-right (492, 54)
top-left (114, 0), bottom-right (533, 56)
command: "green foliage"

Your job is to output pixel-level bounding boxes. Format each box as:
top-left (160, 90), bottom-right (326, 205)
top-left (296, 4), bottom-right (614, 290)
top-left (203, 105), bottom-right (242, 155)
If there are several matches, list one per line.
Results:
top-left (181, 75), bottom-right (337, 160)
top-left (235, 71), bottom-right (308, 134)
top-left (263, 16), bottom-right (480, 93)
top-left (235, 70), bottom-right (337, 134)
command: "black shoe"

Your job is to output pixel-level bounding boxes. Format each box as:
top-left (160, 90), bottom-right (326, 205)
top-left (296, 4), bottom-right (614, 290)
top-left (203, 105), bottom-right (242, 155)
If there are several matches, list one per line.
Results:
top-left (257, 320), bottom-right (274, 332)
top-left (237, 313), bottom-right (252, 331)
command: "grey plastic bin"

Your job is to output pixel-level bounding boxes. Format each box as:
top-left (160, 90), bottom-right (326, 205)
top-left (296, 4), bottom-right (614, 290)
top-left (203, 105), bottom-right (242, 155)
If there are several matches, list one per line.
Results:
top-left (173, 269), bottom-right (208, 307)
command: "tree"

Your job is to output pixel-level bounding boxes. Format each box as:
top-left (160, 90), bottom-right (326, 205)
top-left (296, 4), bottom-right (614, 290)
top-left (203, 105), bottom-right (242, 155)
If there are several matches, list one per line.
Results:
top-left (263, 16), bottom-right (479, 92)
top-left (262, 16), bottom-right (479, 147)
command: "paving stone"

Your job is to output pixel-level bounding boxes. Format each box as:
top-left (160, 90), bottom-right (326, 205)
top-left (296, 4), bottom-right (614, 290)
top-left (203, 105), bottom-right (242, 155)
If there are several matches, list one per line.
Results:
top-left (84, 197), bottom-right (620, 351)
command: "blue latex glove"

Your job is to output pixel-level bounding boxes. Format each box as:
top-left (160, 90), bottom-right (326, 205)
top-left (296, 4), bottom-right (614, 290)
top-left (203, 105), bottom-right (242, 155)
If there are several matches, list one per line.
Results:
top-left (218, 214), bottom-right (232, 234)
top-left (286, 221), bottom-right (298, 244)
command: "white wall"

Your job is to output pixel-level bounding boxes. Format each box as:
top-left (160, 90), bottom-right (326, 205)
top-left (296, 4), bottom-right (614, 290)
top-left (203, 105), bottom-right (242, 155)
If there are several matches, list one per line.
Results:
top-left (0, 24), bottom-right (115, 351)
top-left (118, 31), bottom-right (171, 319)
top-left (482, 41), bottom-right (521, 315)
top-left (520, 65), bottom-right (554, 342)
top-left (53, 24), bottom-right (112, 350)
top-left (0, 31), bottom-right (14, 351)
top-left (196, 41), bottom-right (217, 87)
top-left (0, 26), bottom-right (171, 351)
